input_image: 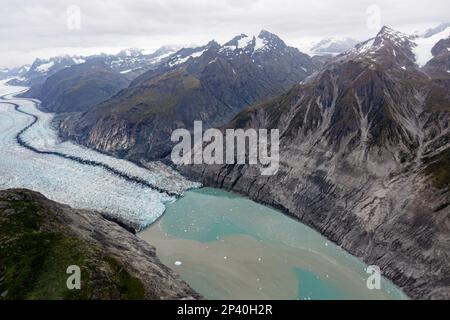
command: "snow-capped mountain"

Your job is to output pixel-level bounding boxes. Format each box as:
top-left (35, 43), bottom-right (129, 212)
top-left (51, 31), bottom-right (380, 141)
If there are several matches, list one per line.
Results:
top-left (164, 42), bottom-right (218, 68)
top-left (345, 26), bottom-right (415, 64)
top-left (8, 56), bottom-right (86, 86)
top-left (90, 46), bottom-right (177, 78)
top-left (308, 37), bottom-right (359, 54)
top-left (411, 23), bottom-right (450, 67)
top-left (342, 23), bottom-right (450, 70)
top-left (218, 30), bottom-right (295, 55)
top-left (0, 65), bottom-right (30, 80)
top-left (184, 25), bottom-right (450, 300)
top-left (6, 46), bottom-right (177, 86)
top-left (421, 22), bottom-right (450, 38)
top-left (135, 30), bottom-right (315, 84)
top-left (57, 30), bottom-right (319, 160)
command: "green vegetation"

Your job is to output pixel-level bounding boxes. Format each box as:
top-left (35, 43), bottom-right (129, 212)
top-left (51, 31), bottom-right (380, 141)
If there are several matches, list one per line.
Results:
top-left (0, 194), bottom-right (145, 300)
top-left (104, 256), bottom-right (146, 300)
top-left (110, 68), bottom-right (203, 120)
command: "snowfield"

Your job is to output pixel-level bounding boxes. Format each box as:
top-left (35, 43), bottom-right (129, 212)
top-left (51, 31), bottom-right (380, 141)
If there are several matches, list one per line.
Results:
top-left (412, 26), bottom-right (450, 66)
top-left (0, 82), bottom-right (200, 230)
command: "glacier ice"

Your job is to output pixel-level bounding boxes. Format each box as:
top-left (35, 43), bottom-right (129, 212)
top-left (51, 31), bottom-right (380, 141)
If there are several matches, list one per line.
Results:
top-left (0, 81), bottom-right (201, 230)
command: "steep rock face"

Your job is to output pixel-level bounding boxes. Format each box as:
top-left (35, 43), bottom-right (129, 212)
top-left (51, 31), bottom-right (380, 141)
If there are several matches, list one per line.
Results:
top-left (0, 189), bottom-right (199, 300)
top-left (180, 27), bottom-right (450, 299)
top-left (423, 37), bottom-right (450, 79)
top-left (22, 62), bottom-right (130, 113)
top-left (58, 31), bottom-right (318, 161)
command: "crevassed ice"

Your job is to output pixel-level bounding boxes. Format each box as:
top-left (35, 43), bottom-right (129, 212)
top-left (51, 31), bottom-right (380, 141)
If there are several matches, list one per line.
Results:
top-left (0, 82), bottom-right (200, 229)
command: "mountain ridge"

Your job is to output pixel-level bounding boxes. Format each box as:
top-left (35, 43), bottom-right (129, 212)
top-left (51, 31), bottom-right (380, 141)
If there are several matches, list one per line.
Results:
top-left (0, 188), bottom-right (200, 300)
top-left (56, 30), bottom-right (320, 161)
top-left (179, 25), bottom-right (450, 299)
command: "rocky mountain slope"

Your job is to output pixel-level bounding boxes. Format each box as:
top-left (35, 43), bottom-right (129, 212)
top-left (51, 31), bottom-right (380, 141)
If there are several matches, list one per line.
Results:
top-left (0, 189), bottom-right (199, 300)
top-left (57, 31), bottom-right (319, 161)
top-left (180, 26), bottom-right (450, 299)
top-left (22, 62), bottom-right (130, 113)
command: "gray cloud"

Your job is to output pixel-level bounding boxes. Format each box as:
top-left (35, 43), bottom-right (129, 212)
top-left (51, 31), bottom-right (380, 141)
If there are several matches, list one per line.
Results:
top-left (1, 0), bottom-right (449, 67)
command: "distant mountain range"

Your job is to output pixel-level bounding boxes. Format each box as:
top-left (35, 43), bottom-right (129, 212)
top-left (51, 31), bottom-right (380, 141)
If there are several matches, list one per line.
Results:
top-left (308, 37), bottom-right (359, 54)
top-left (1, 46), bottom-right (177, 86)
top-left (56, 30), bottom-right (322, 160)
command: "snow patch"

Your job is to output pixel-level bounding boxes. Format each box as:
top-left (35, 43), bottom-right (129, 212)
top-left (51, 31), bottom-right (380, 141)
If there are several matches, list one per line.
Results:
top-left (36, 61), bottom-right (54, 73)
top-left (120, 69), bottom-right (133, 74)
top-left (169, 49), bottom-right (205, 67)
top-left (254, 37), bottom-right (267, 51)
top-left (237, 36), bottom-right (252, 49)
top-left (73, 58), bottom-right (85, 64)
top-left (412, 26), bottom-right (450, 66)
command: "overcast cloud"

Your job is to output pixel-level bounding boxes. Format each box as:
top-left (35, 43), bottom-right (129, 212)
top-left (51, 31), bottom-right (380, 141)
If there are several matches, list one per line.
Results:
top-left (0, 0), bottom-right (449, 67)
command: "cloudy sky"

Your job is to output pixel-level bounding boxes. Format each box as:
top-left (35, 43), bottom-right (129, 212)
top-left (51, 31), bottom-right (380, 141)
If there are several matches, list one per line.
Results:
top-left (1, 0), bottom-right (449, 67)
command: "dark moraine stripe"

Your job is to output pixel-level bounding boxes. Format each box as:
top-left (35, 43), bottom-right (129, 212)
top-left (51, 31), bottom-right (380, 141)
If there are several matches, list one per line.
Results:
top-left (0, 94), bottom-right (179, 198)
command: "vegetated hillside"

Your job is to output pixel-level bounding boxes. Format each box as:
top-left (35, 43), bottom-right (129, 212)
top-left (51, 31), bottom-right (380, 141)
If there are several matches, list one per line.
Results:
top-left (0, 189), bottom-right (199, 300)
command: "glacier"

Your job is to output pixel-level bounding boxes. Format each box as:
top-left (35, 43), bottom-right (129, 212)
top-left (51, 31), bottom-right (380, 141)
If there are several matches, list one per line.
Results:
top-left (0, 81), bottom-right (200, 230)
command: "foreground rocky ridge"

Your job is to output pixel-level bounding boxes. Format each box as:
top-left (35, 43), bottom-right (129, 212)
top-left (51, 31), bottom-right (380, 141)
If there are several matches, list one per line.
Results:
top-left (180, 27), bottom-right (450, 299)
top-left (0, 189), bottom-right (199, 300)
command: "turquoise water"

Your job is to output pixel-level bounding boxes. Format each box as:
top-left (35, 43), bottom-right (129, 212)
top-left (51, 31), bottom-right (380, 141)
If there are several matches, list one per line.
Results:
top-left (140, 188), bottom-right (408, 300)
top-left (294, 268), bottom-right (345, 300)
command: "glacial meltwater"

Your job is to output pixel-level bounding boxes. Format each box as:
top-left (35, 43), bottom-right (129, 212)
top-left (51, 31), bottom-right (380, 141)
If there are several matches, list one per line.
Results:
top-left (0, 82), bottom-right (408, 300)
top-left (140, 188), bottom-right (408, 300)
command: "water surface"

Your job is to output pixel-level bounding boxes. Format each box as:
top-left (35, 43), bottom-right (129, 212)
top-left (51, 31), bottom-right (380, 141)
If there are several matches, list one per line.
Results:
top-left (140, 188), bottom-right (408, 300)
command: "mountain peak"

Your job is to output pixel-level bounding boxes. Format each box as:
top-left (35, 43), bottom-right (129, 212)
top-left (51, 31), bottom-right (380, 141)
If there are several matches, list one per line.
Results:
top-left (206, 40), bottom-right (221, 49)
top-left (117, 48), bottom-right (143, 57)
top-left (258, 30), bottom-right (284, 44)
top-left (223, 34), bottom-right (250, 47)
top-left (375, 26), bottom-right (409, 43)
top-left (258, 30), bottom-right (276, 38)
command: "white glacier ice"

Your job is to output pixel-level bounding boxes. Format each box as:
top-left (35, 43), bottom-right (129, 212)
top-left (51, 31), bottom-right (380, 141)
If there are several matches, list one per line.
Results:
top-left (412, 26), bottom-right (450, 67)
top-left (0, 81), bottom-right (200, 230)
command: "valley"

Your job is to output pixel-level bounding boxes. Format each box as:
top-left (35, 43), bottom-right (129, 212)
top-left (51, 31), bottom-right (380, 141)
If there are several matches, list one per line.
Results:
top-left (0, 82), bottom-right (407, 299)
top-left (0, 21), bottom-right (449, 301)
